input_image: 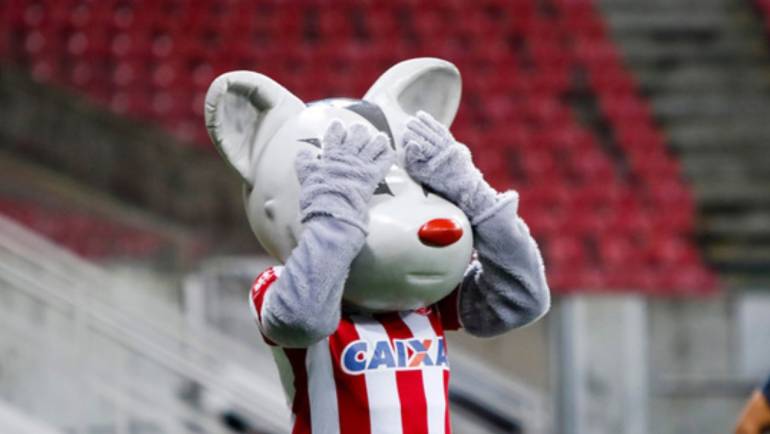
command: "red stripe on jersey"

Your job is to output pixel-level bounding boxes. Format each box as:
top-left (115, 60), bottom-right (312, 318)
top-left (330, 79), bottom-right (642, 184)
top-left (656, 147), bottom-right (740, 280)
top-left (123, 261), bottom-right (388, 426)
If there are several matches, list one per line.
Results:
top-left (250, 267), bottom-right (278, 346)
top-left (435, 287), bottom-right (462, 331)
top-left (329, 315), bottom-right (371, 434)
top-left (375, 312), bottom-right (429, 434)
top-left (251, 268), bottom-right (278, 320)
top-left (285, 348), bottom-right (311, 434)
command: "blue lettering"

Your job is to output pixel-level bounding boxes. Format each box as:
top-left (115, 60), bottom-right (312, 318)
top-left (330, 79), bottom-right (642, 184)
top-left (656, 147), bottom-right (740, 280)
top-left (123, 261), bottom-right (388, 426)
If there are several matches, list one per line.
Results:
top-left (395, 340), bottom-right (408, 368)
top-left (342, 341), bottom-right (368, 373)
top-left (340, 337), bottom-right (449, 373)
top-left (367, 340), bottom-right (396, 370)
top-left (435, 337), bottom-right (448, 367)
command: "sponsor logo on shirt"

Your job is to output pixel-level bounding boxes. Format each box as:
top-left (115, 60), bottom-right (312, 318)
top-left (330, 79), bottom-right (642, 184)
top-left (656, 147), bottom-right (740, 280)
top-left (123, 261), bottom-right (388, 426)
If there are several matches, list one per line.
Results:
top-left (341, 337), bottom-right (449, 374)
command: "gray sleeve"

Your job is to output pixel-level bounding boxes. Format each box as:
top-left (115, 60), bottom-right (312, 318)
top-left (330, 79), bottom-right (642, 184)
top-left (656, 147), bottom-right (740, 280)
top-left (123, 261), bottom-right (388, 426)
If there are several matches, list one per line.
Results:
top-left (260, 217), bottom-right (365, 348)
top-left (458, 192), bottom-right (551, 337)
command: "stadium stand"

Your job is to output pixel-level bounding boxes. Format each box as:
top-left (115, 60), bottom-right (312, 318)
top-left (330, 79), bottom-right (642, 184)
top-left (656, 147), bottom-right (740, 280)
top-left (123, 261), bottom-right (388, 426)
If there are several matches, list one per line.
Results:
top-left (0, 0), bottom-right (717, 293)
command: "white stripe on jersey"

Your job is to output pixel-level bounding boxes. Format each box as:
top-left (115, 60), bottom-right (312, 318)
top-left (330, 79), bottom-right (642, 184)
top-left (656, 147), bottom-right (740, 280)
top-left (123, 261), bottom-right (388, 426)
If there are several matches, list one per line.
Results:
top-left (400, 312), bottom-right (446, 434)
top-left (352, 315), bottom-right (404, 434)
top-left (307, 340), bottom-right (341, 434)
top-left (270, 347), bottom-right (297, 423)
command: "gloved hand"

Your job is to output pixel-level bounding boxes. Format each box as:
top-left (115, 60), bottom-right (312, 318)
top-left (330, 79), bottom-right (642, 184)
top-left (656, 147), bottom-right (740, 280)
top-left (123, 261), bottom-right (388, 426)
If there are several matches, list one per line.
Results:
top-left (403, 111), bottom-right (502, 224)
top-left (295, 120), bottom-right (394, 234)
top-left (735, 390), bottom-right (770, 434)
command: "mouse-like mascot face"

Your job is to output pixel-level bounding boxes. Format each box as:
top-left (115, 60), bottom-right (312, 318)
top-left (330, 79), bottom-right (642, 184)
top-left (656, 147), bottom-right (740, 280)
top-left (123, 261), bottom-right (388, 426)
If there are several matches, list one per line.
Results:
top-left (206, 58), bottom-right (473, 312)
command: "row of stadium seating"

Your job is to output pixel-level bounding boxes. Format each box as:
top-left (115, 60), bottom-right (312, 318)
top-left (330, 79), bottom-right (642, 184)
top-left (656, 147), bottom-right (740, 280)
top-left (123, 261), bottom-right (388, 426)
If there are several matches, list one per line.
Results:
top-left (0, 0), bottom-right (716, 292)
top-left (0, 199), bottom-right (165, 258)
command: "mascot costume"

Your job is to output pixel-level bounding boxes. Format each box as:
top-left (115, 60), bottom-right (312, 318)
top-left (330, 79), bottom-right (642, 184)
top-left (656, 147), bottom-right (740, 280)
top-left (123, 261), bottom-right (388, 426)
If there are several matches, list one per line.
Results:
top-left (205, 58), bottom-right (550, 433)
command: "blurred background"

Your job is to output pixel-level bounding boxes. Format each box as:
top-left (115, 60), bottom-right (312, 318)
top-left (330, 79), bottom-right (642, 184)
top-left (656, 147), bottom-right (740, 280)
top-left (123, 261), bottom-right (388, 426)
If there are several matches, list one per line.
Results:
top-left (0, 0), bottom-right (769, 433)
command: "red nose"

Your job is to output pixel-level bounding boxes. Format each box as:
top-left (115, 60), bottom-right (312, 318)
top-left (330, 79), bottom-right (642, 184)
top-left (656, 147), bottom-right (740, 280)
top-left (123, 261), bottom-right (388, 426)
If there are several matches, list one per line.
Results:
top-left (418, 218), bottom-right (463, 247)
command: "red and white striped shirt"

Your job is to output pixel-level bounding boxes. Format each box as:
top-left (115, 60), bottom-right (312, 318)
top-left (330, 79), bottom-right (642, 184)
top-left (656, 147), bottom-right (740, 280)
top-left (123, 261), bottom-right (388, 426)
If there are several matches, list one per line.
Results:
top-left (249, 266), bottom-right (462, 434)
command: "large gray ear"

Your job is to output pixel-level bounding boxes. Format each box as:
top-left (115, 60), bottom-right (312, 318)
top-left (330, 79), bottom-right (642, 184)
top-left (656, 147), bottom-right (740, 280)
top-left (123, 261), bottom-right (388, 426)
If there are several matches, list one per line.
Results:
top-left (205, 71), bottom-right (305, 186)
top-left (363, 58), bottom-right (461, 127)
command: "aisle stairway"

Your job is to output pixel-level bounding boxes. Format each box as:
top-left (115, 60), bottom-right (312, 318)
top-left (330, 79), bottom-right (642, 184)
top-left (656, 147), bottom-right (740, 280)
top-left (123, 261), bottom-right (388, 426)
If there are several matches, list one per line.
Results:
top-left (598, 0), bottom-right (770, 286)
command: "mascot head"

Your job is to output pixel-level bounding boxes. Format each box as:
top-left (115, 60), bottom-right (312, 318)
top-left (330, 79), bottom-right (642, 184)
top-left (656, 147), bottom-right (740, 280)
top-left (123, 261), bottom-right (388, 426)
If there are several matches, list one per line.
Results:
top-left (205, 58), bottom-right (473, 312)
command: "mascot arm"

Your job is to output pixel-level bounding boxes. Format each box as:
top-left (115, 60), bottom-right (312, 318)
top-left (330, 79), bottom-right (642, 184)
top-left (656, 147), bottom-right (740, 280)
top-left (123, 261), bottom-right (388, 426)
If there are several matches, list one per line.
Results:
top-left (255, 121), bottom-right (394, 348)
top-left (256, 217), bottom-right (367, 348)
top-left (403, 111), bottom-right (549, 337)
top-left (457, 192), bottom-right (550, 337)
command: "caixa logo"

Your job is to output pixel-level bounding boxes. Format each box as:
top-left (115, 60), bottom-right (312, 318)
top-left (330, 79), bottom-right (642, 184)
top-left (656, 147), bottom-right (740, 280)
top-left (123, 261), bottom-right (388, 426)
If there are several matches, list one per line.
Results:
top-left (341, 337), bottom-right (449, 375)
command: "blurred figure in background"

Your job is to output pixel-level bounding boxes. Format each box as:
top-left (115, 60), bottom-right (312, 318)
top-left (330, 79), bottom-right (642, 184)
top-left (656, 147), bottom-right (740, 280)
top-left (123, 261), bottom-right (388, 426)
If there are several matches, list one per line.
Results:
top-left (735, 376), bottom-right (770, 434)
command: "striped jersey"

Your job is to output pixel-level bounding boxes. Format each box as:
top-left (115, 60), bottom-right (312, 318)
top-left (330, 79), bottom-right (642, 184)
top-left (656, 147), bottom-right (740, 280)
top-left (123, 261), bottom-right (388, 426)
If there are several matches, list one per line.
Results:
top-left (249, 266), bottom-right (462, 434)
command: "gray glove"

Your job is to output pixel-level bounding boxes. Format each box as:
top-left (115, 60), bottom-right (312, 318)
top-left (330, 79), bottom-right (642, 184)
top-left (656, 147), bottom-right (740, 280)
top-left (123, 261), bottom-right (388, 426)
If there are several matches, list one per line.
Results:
top-left (295, 120), bottom-right (394, 234)
top-left (403, 111), bottom-right (499, 224)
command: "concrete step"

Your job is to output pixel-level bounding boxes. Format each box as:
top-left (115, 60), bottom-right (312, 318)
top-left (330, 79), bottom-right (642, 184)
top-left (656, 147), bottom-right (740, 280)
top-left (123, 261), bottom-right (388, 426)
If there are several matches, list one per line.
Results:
top-left (637, 71), bottom-right (770, 95)
top-left (615, 28), bottom-right (760, 47)
top-left (651, 93), bottom-right (770, 119)
top-left (702, 212), bottom-right (770, 240)
top-left (634, 61), bottom-right (770, 79)
top-left (681, 155), bottom-right (770, 182)
top-left (692, 181), bottom-right (770, 208)
top-left (665, 122), bottom-right (770, 151)
top-left (604, 13), bottom-right (727, 33)
top-left (722, 273), bottom-right (770, 288)
top-left (706, 242), bottom-right (770, 270)
top-left (622, 48), bottom-right (763, 69)
top-left (604, 9), bottom-right (768, 64)
top-left (599, 0), bottom-right (729, 13)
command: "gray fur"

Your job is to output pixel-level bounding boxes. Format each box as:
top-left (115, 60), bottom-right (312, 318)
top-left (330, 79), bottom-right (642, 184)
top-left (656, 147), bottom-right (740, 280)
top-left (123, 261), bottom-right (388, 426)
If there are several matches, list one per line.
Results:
top-left (403, 111), bottom-right (497, 221)
top-left (261, 121), bottom-right (394, 347)
top-left (295, 121), bottom-right (393, 234)
top-left (261, 217), bottom-right (366, 347)
top-left (404, 111), bottom-right (550, 336)
top-left (459, 192), bottom-right (550, 337)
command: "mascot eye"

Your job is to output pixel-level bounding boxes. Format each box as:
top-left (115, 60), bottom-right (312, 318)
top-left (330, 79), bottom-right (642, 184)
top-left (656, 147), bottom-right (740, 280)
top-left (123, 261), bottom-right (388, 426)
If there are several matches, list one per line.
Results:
top-left (421, 184), bottom-right (435, 197)
top-left (374, 180), bottom-right (394, 196)
top-left (299, 138), bottom-right (322, 148)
